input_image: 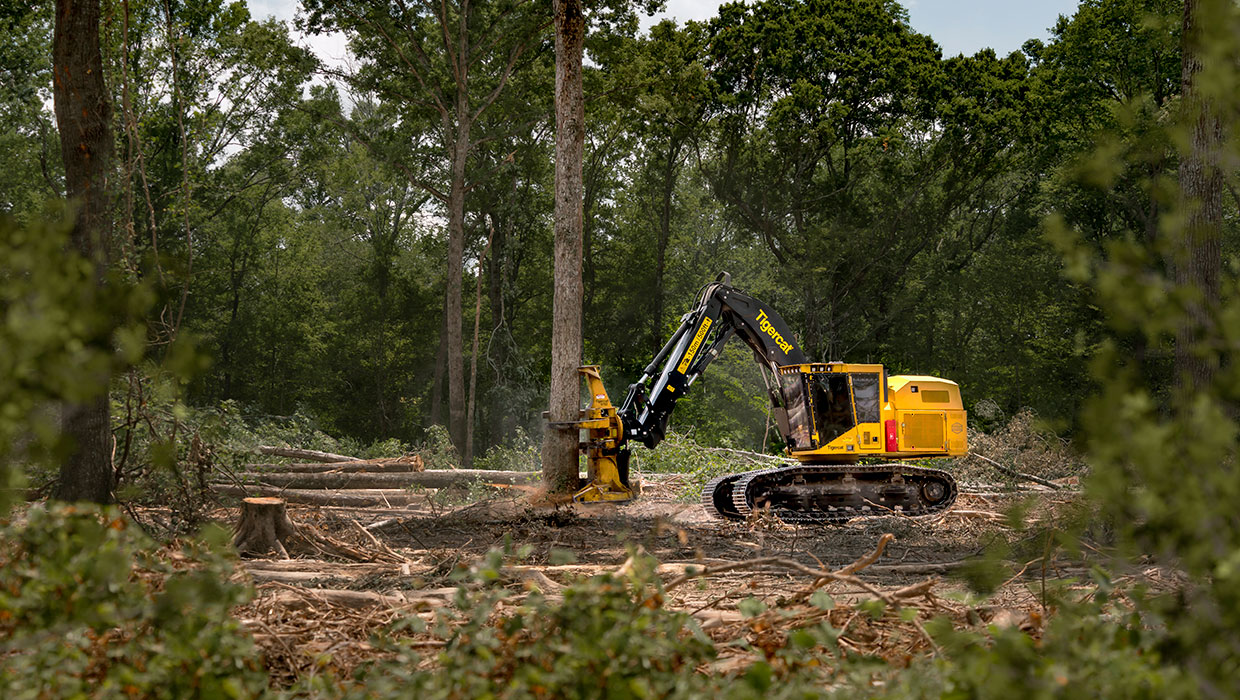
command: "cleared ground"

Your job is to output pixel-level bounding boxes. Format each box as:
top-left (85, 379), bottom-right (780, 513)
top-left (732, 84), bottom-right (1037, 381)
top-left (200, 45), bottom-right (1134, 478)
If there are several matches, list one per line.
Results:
top-left (221, 474), bottom-right (1088, 683)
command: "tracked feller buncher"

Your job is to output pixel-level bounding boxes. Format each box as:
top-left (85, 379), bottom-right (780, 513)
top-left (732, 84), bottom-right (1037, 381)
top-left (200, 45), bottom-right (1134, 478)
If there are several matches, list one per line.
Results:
top-left (552, 273), bottom-right (966, 524)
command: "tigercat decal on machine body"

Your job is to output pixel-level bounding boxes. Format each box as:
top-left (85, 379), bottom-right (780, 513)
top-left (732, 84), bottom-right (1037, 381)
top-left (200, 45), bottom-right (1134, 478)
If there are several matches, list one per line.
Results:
top-left (756, 310), bottom-right (793, 354)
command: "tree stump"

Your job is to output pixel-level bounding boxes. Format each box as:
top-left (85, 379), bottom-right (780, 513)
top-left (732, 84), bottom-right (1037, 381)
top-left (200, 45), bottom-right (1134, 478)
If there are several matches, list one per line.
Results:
top-left (233, 497), bottom-right (302, 558)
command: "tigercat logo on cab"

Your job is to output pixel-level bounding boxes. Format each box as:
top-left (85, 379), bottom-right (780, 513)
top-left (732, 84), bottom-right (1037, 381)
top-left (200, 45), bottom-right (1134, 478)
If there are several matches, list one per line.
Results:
top-left (756, 310), bottom-right (794, 354)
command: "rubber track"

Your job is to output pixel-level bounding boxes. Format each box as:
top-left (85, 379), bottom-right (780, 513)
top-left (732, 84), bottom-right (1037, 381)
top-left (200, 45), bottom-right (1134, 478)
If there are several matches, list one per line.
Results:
top-left (701, 473), bottom-right (745, 520)
top-left (710, 463), bottom-right (958, 524)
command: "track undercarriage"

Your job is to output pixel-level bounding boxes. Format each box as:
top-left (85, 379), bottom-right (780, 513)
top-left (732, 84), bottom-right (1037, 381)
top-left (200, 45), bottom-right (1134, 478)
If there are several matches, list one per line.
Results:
top-left (702, 463), bottom-right (958, 524)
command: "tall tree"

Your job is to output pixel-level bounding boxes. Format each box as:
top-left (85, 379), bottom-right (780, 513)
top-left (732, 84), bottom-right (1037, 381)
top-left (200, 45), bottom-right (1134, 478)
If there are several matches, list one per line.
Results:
top-left (302, 0), bottom-right (547, 458)
top-left (51, 0), bottom-right (114, 503)
top-left (542, 0), bottom-right (587, 493)
top-left (0, 2), bottom-right (60, 219)
top-left (1174, 0), bottom-right (1226, 389)
top-left (632, 20), bottom-right (710, 352)
top-left (706, 0), bottom-right (946, 358)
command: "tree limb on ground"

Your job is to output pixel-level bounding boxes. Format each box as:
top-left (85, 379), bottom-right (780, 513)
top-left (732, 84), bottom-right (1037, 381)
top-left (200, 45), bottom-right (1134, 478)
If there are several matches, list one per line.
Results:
top-left (966, 452), bottom-right (1062, 490)
top-left (259, 586), bottom-right (450, 611)
top-left (657, 534), bottom-right (896, 606)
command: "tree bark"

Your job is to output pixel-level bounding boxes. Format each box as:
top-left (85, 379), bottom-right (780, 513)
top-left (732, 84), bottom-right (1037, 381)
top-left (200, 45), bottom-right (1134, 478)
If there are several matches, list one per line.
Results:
top-left (651, 136), bottom-right (684, 353)
top-left (465, 225), bottom-right (494, 466)
top-left (233, 497), bottom-right (300, 558)
top-left (431, 300), bottom-right (447, 426)
top-left (247, 457), bottom-right (424, 473)
top-left (1174, 0), bottom-right (1225, 391)
top-left (445, 111), bottom-right (470, 457)
top-left (542, 0), bottom-right (586, 495)
top-left (51, 0), bottom-right (115, 505)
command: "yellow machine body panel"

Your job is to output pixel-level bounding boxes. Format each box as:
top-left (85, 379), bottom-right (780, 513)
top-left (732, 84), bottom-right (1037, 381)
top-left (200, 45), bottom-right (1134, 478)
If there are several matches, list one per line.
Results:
top-left (778, 364), bottom-right (967, 463)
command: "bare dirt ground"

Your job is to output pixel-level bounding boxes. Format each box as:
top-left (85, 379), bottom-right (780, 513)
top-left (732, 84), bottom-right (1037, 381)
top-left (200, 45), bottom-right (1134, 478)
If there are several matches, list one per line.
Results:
top-left (223, 475), bottom-right (1084, 683)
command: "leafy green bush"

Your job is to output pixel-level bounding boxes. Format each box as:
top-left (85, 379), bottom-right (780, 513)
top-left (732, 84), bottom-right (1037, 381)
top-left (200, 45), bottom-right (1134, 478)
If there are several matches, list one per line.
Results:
top-left (473, 428), bottom-right (542, 472)
top-left (414, 424), bottom-right (460, 470)
top-left (866, 607), bottom-right (1194, 700)
top-left (0, 211), bottom-right (151, 509)
top-left (325, 547), bottom-right (844, 700)
top-left (0, 504), bottom-right (266, 699)
top-left (631, 431), bottom-right (786, 502)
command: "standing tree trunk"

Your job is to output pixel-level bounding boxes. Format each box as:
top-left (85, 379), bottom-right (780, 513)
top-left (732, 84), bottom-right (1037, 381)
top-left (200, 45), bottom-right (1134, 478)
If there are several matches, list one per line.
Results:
top-left (542, 0), bottom-right (586, 495)
top-left (445, 112), bottom-right (470, 459)
top-left (431, 301), bottom-right (448, 426)
top-left (1174, 0), bottom-right (1225, 390)
top-left (464, 225), bottom-right (493, 466)
top-left (51, 0), bottom-right (115, 504)
top-left (651, 137), bottom-right (683, 353)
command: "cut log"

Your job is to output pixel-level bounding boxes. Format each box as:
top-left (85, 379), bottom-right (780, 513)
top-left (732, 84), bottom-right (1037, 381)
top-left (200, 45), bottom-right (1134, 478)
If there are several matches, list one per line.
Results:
top-left (233, 469), bottom-right (540, 490)
top-left (233, 497), bottom-right (301, 558)
top-left (213, 484), bottom-right (425, 507)
top-left (255, 445), bottom-right (359, 463)
top-left (246, 456), bottom-right (424, 474)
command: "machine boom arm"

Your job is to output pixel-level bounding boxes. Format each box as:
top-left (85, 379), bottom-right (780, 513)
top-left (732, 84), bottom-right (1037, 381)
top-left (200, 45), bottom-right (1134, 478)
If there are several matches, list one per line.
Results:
top-left (618, 273), bottom-right (808, 449)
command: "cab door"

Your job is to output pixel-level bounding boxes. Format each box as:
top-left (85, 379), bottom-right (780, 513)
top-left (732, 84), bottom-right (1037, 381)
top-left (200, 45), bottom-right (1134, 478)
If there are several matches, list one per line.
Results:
top-left (850, 373), bottom-right (883, 452)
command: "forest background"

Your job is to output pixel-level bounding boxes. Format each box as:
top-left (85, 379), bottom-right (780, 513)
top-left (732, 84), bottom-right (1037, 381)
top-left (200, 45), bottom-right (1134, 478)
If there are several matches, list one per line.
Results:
top-left (8, 0), bottom-right (1203, 464)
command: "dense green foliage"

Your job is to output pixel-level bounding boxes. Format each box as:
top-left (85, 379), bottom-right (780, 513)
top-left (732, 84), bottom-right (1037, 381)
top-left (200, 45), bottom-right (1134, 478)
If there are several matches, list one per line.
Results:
top-left (10, 0), bottom-right (1219, 459)
top-left (0, 506), bottom-right (263, 698)
top-left (0, 212), bottom-right (150, 507)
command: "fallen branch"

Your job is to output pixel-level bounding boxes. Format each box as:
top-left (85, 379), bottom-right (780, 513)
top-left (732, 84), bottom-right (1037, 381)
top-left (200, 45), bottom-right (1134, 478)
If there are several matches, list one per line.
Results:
top-left (836, 533), bottom-right (894, 576)
top-left (867, 561), bottom-right (968, 575)
top-left (791, 534), bottom-right (893, 603)
top-left (659, 545), bottom-right (895, 606)
top-left (965, 452), bottom-right (1061, 490)
top-left (890, 578), bottom-right (937, 600)
top-left (260, 587), bottom-right (449, 611)
top-left (256, 446), bottom-right (360, 463)
top-left (950, 509), bottom-right (1007, 520)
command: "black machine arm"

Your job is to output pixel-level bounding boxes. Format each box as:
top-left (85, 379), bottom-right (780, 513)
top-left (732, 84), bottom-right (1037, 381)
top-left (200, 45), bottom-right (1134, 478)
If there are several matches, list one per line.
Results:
top-left (618, 273), bottom-right (808, 449)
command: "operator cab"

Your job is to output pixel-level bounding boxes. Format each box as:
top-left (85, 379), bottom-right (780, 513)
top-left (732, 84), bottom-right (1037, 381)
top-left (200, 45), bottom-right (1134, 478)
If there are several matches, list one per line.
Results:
top-left (776, 363), bottom-right (967, 462)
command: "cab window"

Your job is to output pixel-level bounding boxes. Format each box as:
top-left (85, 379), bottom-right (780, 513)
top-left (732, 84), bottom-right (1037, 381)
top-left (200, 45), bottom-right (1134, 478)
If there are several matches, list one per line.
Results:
top-left (850, 373), bottom-right (881, 422)
top-left (810, 374), bottom-right (854, 444)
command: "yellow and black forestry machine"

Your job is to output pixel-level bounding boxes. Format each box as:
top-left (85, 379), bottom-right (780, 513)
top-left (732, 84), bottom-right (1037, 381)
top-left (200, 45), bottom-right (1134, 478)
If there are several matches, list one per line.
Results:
top-left (552, 273), bottom-right (966, 524)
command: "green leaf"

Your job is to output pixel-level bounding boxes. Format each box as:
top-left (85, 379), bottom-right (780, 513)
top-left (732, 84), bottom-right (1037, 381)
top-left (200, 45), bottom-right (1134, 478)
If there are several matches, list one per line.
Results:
top-left (738, 597), bottom-right (767, 618)
top-left (743, 661), bottom-right (773, 692)
top-left (809, 589), bottom-right (834, 611)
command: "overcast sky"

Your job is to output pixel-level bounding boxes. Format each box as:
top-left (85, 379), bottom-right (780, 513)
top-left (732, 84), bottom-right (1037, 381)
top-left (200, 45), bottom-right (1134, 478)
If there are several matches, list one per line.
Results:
top-left (247, 0), bottom-right (1083, 70)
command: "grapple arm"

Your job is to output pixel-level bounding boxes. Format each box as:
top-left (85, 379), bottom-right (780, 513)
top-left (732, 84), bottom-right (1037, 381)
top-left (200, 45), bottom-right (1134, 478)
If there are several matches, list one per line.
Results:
top-left (618, 272), bottom-right (807, 449)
